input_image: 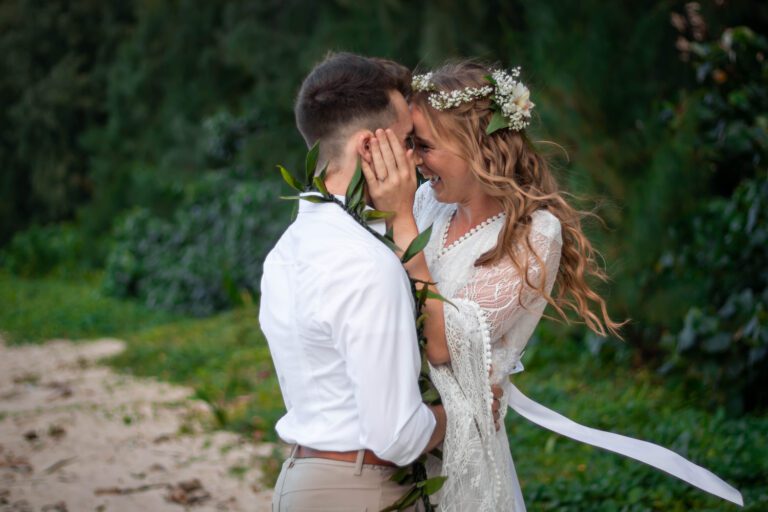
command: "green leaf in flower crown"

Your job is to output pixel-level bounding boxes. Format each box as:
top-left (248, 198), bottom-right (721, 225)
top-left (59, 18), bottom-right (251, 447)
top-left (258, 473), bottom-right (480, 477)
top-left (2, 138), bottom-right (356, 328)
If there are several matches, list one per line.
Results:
top-left (278, 165), bottom-right (304, 192)
top-left (418, 476), bottom-right (448, 495)
top-left (363, 209), bottom-right (395, 221)
top-left (486, 110), bottom-right (509, 135)
top-left (305, 141), bottom-right (320, 187)
top-left (401, 225), bottom-right (433, 264)
top-left (385, 224), bottom-right (394, 242)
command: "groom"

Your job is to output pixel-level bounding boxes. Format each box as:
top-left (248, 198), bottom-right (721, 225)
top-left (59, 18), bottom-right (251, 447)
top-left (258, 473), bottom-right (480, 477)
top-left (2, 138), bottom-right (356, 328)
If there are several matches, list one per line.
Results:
top-left (260, 52), bottom-right (447, 510)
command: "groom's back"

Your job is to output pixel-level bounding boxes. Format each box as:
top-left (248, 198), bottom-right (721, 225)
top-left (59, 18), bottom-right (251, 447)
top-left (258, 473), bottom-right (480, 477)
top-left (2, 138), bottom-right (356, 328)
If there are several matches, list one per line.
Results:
top-left (259, 197), bottom-right (425, 457)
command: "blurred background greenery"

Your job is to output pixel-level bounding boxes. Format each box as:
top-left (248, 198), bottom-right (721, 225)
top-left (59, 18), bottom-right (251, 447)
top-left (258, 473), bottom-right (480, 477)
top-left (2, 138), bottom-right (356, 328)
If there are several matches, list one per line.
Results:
top-left (1, 0), bottom-right (766, 509)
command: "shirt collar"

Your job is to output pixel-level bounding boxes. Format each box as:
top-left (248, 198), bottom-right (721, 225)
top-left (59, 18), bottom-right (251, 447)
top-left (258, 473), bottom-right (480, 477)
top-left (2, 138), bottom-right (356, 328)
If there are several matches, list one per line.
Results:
top-left (298, 192), bottom-right (387, 236)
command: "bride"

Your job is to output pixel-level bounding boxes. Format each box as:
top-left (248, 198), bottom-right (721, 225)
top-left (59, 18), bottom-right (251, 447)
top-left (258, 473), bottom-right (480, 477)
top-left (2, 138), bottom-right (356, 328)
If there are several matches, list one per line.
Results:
top-left (361, 61), bottom-right (743, 510)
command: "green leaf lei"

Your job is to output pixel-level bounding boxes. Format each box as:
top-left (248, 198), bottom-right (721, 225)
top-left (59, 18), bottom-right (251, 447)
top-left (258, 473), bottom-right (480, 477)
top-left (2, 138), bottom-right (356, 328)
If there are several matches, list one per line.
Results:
top-left (278, 142), bottom-right (448, 511)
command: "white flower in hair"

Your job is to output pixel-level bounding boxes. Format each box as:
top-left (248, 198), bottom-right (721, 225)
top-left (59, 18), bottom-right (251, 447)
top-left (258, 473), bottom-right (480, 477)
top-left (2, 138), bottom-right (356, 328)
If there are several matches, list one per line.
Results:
top-left (412, 66), bottom-right (535, 134)
top-left (411, 72), bottom-right (435, 92)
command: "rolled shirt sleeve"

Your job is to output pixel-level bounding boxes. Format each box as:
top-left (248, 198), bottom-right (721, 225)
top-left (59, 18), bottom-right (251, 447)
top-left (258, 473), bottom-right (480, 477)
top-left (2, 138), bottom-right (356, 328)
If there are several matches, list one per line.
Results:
top-left (320, 245), bottom-right (436, 466)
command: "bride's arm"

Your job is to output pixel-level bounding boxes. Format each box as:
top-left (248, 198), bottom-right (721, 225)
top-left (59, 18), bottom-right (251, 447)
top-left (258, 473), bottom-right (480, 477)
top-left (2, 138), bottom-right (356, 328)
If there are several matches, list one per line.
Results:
top-left (361, 129), bottom-right (451, 365)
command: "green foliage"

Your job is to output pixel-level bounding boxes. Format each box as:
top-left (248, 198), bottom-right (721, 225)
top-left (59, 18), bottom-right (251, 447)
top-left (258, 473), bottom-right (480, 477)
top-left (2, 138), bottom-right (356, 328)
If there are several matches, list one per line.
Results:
top-left (659, 177), bottom-right (768, 413)
top-left (614, 25), bottom-right (768, 413)
top-left (0, 223), bottom-right (97, 278)
top-left (0, 0), bottom-right (133, 244)
top-left (103, 171), bottom-right (289, 316)
top-left (0, 271), bottom-right (178, 344)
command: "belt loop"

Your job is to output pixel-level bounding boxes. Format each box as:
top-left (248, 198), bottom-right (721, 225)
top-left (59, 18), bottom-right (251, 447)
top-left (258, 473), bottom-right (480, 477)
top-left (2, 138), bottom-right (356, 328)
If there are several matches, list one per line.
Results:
top-left (288, 443), bottom-right (298, 468)
top-left (353, 449), bottom-right (365, 476)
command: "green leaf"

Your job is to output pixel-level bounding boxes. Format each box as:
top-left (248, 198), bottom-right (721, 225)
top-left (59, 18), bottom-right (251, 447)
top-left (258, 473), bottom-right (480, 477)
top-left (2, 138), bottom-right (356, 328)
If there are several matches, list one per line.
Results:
top-left (385, 224), bottom-right (394, 241)
top-left (345, 159), bottom-right (364, 205)
top-left (401, 225), bottom-right (433, 264)
top-left (418, 475), bottom-right (448, 495)
top-left (313, 176), bottom-right (329, 196)
top-left (363, 209), bottom-right (395, 221)
top-left (426, 290), bottom-right (457, 309)
top-left (398, 487), bottom-right (422, 508)
top-left (305, 141), bottom-right (320, 186)
top-left (389, 466), bottom-right (412, 485)
top-left (381, 485), bottom-right (420, 512)
top-left (421, 387), bottom-right (440, 403)
top-left (278, 165), bottom-right (304, 192)
top-left (416, 283), bottom-right (429, 309)
top-left (486, 111), bottom-right (509, 135)
top-left (374, 232), bottom-right (401, 254)
top-left (348, 182), bottom-right (364, 213)
top-left (298, 195), bottom-right (330, 204)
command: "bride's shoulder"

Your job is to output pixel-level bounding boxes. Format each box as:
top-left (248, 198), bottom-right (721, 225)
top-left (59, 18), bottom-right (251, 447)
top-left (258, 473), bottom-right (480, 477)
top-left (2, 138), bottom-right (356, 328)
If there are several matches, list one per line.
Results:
top-left (530, 208), bottom-right (562, 244)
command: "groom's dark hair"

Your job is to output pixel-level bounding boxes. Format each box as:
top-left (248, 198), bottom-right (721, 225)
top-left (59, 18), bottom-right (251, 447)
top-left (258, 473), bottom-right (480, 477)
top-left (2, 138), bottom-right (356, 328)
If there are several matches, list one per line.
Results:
top-left (295, 52), bottom-right (411, 159)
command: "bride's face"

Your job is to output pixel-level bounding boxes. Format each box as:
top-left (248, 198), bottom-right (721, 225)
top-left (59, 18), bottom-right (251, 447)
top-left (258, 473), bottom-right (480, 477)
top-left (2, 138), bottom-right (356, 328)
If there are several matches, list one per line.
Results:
top-left (411, 106), bottom-right (480, 204)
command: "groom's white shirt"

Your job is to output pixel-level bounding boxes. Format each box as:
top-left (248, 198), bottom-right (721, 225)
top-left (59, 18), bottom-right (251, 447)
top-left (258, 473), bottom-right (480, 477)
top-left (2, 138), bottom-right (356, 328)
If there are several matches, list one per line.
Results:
top-left (259, 195), bottom-right (436, 466)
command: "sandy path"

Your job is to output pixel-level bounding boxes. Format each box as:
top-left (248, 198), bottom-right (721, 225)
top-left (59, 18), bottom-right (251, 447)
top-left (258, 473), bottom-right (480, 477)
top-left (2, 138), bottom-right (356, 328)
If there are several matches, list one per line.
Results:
top-left (0, 337), bottom-right (281, 511)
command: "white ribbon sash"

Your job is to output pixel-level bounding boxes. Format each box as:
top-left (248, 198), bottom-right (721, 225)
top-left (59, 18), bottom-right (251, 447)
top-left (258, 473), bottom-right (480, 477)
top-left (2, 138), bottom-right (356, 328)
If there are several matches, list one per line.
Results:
top-left (506, 383), bottom-right (744, 506)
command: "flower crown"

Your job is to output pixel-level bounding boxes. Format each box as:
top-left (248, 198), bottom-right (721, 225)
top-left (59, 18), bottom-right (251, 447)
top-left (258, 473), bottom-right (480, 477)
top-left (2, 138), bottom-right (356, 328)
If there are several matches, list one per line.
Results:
top-left (411, 67), bottom-right (535, 134)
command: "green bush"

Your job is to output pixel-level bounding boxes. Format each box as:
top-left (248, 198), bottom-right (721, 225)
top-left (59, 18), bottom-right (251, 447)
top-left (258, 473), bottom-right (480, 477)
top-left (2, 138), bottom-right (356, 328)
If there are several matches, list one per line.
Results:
top-left (659, 177), bottom-right (768, 413)
top-left (608, 24), bottom-right (768, 414)
top-left (0, 222), bottom-right (98, 278)
top-left (103, 171), bottom-right (289, 316)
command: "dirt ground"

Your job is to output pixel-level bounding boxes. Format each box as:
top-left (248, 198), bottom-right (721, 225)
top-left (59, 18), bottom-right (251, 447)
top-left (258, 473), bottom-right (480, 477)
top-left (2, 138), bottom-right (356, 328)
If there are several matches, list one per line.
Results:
top-left (0, 337), bottom-right (281, 512)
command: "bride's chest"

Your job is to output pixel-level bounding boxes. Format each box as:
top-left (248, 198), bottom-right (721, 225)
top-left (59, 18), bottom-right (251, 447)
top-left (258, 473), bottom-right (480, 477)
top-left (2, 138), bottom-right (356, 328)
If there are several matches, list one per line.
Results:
top-left (421, 207), bottom-right (503, 297)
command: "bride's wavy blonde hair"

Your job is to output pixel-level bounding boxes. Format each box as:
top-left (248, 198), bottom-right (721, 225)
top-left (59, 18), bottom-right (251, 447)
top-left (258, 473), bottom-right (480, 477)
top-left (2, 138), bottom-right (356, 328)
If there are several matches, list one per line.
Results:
top-left (412, 61), bottom-right (625, 338)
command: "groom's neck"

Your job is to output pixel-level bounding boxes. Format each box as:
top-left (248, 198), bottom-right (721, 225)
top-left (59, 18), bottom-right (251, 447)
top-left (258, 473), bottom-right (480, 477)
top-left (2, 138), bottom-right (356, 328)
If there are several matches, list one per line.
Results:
top-left (323, 156), bottom-right (357, 196)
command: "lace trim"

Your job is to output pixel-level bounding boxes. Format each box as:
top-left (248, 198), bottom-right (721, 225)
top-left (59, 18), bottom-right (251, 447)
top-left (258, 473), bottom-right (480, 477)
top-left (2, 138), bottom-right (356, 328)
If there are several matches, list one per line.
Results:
top-left (464, 299), bottom-right (505, 506)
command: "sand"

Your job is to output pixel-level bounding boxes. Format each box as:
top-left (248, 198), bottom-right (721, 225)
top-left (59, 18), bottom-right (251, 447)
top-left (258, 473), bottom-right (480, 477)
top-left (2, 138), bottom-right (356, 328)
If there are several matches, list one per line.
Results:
top-left (0, 337), bottom-right (281, 511)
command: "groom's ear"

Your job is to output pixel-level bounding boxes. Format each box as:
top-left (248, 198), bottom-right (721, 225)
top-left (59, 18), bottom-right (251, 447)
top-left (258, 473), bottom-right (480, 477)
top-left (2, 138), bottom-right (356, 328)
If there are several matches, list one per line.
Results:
top-left (356, 131), bottom-right (374, 164)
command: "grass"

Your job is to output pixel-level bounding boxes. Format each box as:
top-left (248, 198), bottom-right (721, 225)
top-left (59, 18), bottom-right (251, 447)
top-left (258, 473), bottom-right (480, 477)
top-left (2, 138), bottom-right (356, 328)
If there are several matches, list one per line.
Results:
top-left (0, 270), bottom-right (180, 343)
top-left (1, 271), bottom-right (766, 510)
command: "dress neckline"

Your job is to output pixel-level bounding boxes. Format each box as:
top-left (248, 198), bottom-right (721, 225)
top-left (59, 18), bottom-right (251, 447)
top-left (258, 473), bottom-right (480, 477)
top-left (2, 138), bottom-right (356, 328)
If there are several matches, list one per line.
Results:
top-left (438, 206), bottom-right (505, 256)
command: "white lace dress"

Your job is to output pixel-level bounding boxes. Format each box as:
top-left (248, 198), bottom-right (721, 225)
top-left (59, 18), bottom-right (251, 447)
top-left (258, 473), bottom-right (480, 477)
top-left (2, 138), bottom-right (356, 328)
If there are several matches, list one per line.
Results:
top-left (414, 183), bottom-right (560, 511)
top-left (412, 183), bottom-right (743, 511)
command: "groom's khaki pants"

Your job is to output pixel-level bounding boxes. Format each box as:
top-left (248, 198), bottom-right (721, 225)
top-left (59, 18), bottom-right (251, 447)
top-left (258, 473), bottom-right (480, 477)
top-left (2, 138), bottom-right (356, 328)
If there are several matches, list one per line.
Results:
top-left (272, 445), bottom-right (419, 511)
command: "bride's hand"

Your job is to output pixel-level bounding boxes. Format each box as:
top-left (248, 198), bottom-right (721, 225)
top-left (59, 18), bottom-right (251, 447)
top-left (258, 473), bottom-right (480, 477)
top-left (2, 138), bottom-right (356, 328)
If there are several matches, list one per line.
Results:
top-left (491, 384), bottom-right (503, 431)
top-left (360, 128), bottom-right (418, 221)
